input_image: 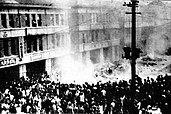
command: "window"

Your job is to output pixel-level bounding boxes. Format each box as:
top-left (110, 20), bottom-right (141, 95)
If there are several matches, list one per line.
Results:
top-left (11, 38), bottom-right (19, 55)
top-left (31, 14), bottom-right (37, 27)
top-left (25, 14), bottom-right (30, 27)
top-left (60, 34), bottom-right (65, 46)
top-left (55, 14), bottom-right (59, 25)
top-left (9, 14), bottom-right (14, 28)
top-left (13, 14), bottom-right (20, 28)
top-left (37, 14), bottom-right (42, 26)
top-left (38, 37), bottom-right (43, 51)
top-left (8, 14), bottom-right (19, 28)
top-left (25, 36), bottom-right (43, 53)
top-left (91, 30), bottom-right (95, 42)
top-left (51, 34), bottom-right (55, 49)
top-left (56, 34), bottom-right (60, 47)
top-left (26, 37), bottom-right (31, 53)
top-left (81, 14), bottom-right (85, 23)
top-left (20, 14), bottom-right (30, 27)
top-left (0, 40), bottom-right (4, 57)
top-left (1, 14), bottom-right (7, 28)
top-left (82, 33), bottom-right (85, 43)
top-left (42, 14), bottom-right (46, 26)
top-left (32, 38), bottom-right (37, 52)
top-left (95, 30), bottom-right (98, 42)
top-left (4, 39), bottom-right (11, 56)
top-left (46, 14), bottom-right (54, 26)
top-left (60, 14), bottom-right (64, 25)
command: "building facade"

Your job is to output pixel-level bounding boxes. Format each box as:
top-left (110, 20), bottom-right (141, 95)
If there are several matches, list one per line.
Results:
top-left (0, 1), bottom-right (70, 82)
top-left (69, 1), bottom-right (123, 67)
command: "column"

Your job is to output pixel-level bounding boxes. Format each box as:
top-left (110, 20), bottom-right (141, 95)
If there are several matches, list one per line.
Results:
top-left (19, 64), bottom-right (26, 78)
top-left (42, 35), bottom-right (48, 50)
top-left (45, 58), bottom-right (52, 75)
top-left (100, 48), bottom-right (104, 63)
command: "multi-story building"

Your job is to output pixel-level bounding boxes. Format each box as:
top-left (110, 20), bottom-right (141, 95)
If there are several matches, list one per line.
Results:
top-left (69, 0), bottom-right (123, 67)
top-left (0, 0), bottom-right (70, 83)
top-left (1, 0), bottom-right (170, 83)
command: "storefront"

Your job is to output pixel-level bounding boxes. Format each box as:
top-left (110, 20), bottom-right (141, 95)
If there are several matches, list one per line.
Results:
top-left (90, 49), bottom-right (100, 64)
top-left (0, 65), bottom-right (19, 84)
top-left (26, 60), bottom-right (45, 77)
top-left (0, 56), bottom-right (20, 84)
top-left (103, 47), bottom-right (112, 62)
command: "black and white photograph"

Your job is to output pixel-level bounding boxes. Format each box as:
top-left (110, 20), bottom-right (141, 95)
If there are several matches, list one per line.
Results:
top-left (0, 0), bottom-right (171, 113)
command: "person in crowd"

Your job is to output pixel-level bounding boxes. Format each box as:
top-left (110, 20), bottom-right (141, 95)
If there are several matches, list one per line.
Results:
top-left (0, 71), bottom-right (170, 114)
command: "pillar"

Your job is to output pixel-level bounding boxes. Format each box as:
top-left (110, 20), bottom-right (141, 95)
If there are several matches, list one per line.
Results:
top-left (100, 48), bottom-right (104, 63)
top-left (19, 64), bottom-right (26, 78)
top-left (45, 58), bottom-right (52, 75)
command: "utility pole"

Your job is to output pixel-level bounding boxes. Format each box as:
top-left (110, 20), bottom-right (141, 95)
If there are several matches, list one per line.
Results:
top-left (123, 0), bottom-right (141, 99)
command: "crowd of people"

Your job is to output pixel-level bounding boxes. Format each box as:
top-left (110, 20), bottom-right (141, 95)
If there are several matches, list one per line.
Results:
top-left (0, 71), bottom-right (171, 114)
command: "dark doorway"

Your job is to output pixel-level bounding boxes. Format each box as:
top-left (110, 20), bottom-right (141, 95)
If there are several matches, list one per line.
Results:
top-left (0, 66), bottom-right (19, 85)
top-left (26, 60), bottom-right (45, 78)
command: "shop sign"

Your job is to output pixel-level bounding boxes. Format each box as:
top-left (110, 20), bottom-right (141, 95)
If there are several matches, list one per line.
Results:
top-left (31, 53), bottom-right (42, 61)
top-left (0, 58), bottom-right (17, 67)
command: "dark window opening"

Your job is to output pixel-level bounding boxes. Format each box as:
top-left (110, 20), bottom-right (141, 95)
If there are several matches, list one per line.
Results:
top-left (1, 14), bottom-right (7, 28)
top-left (4, 39), bottom-right (9, 56)
top-left (39, 38), bottom-right (43, 51)
top-left (11, 38), bottom-right (19, 55)
top-left (32, 38), bottom-right (37, 52)
top-left (56, 14), bottom-right (59, 25)
top-left (9, 14), bottom-right (14, 28)
top-left (37, 14), bottom-right (42, 26)
top-left (32, 14), bottom-right (37, 27)
top-left (0, 40), bottom-right (4, 57)
top-left (25, 14), bottom-right (30, 27)
top-left (26, 37), bottom-right (31, 53)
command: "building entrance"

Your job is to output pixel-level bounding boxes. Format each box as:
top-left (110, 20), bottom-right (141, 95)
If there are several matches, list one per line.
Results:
top-left (26, 60), bottom-right (45, 78)
top-left (0, 66), bottom-right (19, 86)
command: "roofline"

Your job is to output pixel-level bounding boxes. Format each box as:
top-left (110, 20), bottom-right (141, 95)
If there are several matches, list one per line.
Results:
top-left (0, 3), bottom-right (69, 9)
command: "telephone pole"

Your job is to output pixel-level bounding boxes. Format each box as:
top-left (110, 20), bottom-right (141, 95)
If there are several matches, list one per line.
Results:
top-left (123, 0), bottom-right (141, 98)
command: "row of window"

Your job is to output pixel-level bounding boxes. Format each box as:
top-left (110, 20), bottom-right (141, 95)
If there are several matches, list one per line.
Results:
top-left (24, 33), bottom-right (67, 54)
top-left (80, 29), bottom-right (111, 44)
top-left (79, 12), bottom-right (111, 24)
top-left (0, 33), bottom-right (67, 57)
top-left (0, 13), bottom-right (65, 28)
top-left (0, 37), bottom-right (19, 57)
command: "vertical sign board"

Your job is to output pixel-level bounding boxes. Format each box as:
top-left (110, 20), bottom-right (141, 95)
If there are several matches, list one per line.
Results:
top-left (19, 36), bottom-right (24, 60)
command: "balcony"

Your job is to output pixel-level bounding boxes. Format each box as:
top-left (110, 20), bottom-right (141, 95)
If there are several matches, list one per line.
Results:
top-left (0, 25), bottom-right (69, 38)
top-left (26, 26), bottom-right (69, 35)
top-left (22, 47), bottom-right (70, 64)
top-left (79, 23), bottom-right (120, 31)
top-left (79, 39), bottom-right (120, 52)
top-left (0, 28), bottom-right (25, 38)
